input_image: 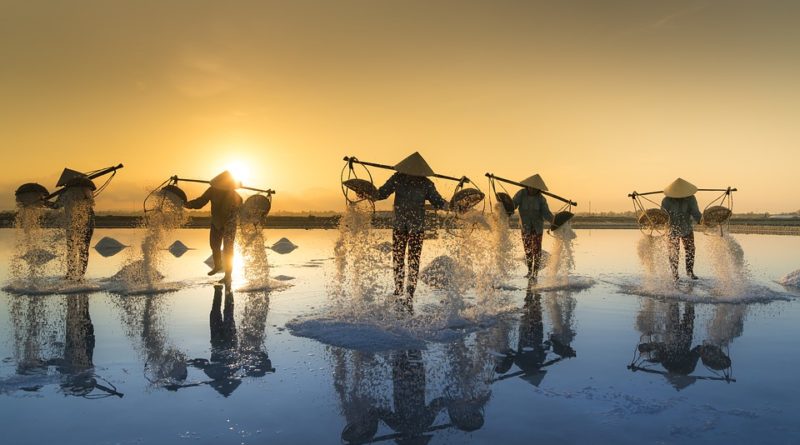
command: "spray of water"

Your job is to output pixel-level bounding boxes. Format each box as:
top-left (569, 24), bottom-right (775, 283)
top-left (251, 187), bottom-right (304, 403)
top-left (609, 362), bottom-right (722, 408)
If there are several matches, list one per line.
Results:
top-left (237, 219), bottom-right (271, 290)
top-left (487, 204), bottom-right (516, 285)
top-left (542, 222), bottom-right (577, 287)
top-left (705, 232), bottom-right (749, 297)
top-left (331, 202), bottom-right (390, 308)
top-left (113, 191), bottom-right (187, 290)
top-left (10, 206), bottom-right (63, 283)
top-left (636, 234), bottom-right (673, 291)
top-left (439, 209), bottom-right (507, 318)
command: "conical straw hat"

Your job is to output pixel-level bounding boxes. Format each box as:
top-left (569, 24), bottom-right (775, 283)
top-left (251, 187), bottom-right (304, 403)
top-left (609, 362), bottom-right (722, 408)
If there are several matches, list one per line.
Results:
top-left (210, 170), bottom-right (239, 191)
top-left (663, 177), bottom-right (697, 198)
top-left (394, 152), bottom-right (434, 177)
top-left (520, 174), bottom-right (548, 191)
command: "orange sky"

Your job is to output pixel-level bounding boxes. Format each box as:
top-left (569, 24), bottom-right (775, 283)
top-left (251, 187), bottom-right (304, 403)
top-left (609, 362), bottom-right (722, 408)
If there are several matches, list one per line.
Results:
top-left (1, 0), bottom-right (798, 213)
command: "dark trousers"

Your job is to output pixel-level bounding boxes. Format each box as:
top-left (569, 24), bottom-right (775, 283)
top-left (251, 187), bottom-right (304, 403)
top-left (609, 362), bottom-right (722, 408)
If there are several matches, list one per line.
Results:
top-left (66, 224), bottom-right (94, 280)
top-left (393, 229), bottom-right (424, 297)
top-left (210, 224), bottom-right (236, 276)
top-left (668, 232), bottom-right (696, 278)
top-left (521, 231), bottom-right (544, 278)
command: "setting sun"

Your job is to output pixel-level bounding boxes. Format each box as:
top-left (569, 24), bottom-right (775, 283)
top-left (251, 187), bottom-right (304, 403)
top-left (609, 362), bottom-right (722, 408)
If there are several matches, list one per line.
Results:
top-left (224, 160), bottom-right (251, 185)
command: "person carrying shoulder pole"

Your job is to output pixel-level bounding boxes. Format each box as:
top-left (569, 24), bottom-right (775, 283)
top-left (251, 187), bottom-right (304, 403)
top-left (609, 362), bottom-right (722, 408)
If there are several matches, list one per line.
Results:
top-left (661, 178), bottom-right (702, 282)
top-left (374, 152), bottom-right (448, 302)
top-left (184, 171), bottom-right (243, 287)
top-left (54, 177), bottom-right (97, 281)
top-left (512, 174), bottom-right (553, 282)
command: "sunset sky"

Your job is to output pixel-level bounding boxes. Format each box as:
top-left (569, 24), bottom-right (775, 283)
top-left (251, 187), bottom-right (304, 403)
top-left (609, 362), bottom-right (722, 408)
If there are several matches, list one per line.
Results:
top-left (1, 0), bottom-right (798, 213)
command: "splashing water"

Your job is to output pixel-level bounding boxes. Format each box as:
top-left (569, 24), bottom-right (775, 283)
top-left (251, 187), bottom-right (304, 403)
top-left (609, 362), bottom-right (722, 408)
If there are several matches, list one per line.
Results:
top-left (237, 220), bottom-right (271, 291)
top-left (780, 269), bottom-right (800, 288)
top-left (636, 235), bottom-right (673, 291)
top-left (10, 206), bottom-right (63, 284)
top-left (487, 204), bottom-right (516, 285)
top-left (440, 209), bottom-right (506, 316)
top-left (705, 232), bottom-right (750, 297)
top-left (331, 202), bottom-right (390, 308)
top-left (112, 192), bottom-right (187, 291)
top-left (542, 221), bottom-right (577, 287)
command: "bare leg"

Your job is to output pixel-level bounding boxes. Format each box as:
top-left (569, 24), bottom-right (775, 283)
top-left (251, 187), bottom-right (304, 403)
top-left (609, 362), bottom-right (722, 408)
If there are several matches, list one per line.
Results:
top-left (405, 230), bottom-right (424, 297)
top-left (531, 232), bottom-right (544, 281)
top-left (392, 229), bottom-right (409, 296)
top-left (683, 233), bottom-right (697, 279)
top-left (209, 225), bottom-right (223, 275)
top-left (667, 234), bottom-right (680, 282)
top-left (521, 231), bottom-right (534, 277)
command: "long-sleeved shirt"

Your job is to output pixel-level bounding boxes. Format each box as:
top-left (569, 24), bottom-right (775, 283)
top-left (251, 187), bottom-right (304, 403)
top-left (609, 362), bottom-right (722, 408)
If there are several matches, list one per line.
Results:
top-left (185, 187), bottom-right (243, 230)
top-left (661, 196), bottom-right (701, 237)
top-left (512, 189), bottom-right (553, 235)
top-left (375, 172), bottom-right (447, 231)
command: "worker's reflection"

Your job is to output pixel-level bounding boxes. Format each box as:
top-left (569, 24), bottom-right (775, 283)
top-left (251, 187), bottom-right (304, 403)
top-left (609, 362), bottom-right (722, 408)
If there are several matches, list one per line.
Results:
top-left (494, 283), bottom-right (576, 386)
top-left (631, 299), bottom-right (734, 389)
top-left (337, 332), bottom-right (502, 443)
top-left (188, 286), bottom-right (275, 396)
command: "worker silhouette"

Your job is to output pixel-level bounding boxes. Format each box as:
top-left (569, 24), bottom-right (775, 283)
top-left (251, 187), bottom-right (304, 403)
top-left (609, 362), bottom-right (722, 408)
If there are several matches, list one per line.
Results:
top-left (374, 152), bottom-right (447, 303)
top-left (661, 178), bottom-right (702, 282)
top-left (51, 176), bottom-right (97, 280)
top-left (511, 174), bottom-right (553, 281)
top-left (185, 171), bottom-right (242, 286)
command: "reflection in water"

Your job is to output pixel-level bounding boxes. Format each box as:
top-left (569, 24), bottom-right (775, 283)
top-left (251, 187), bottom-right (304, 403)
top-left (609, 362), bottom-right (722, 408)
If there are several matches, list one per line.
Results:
top-left (188, 286), bottom-right (276, 396)
top-left (3, 294), bottom-right (122, 398)
top-left (334, 323), bottom-right (506, 443)
top-left (630, 299), bottom-right (735, 390)
top-left (112, 293), bottom-right (188, 388)
top-left (494, 284), bottom-right (577, 386)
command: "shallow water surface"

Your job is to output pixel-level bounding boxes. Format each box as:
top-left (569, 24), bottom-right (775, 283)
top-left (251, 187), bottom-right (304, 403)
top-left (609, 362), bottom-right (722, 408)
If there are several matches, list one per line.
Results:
top-left (1, 228), bottom-right (799, 444)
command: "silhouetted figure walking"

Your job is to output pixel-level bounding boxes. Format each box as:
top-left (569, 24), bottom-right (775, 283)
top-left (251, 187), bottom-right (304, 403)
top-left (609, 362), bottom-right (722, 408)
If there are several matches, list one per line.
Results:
top-left (54, 177), bottom-right (96, 280)
top-left (185, 171), bottom-right (242, 286)
top-left (511, 174), bottom-right (553, 281)
top-left (375, 152), bottom-right (447, 302)
top-left (661, 178), bottom-right (702, 282)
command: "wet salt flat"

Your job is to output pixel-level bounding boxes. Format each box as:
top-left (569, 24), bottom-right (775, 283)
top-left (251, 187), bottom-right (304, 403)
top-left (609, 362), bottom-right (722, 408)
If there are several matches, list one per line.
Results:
top-left (1, 228), bottom-right (799, 445)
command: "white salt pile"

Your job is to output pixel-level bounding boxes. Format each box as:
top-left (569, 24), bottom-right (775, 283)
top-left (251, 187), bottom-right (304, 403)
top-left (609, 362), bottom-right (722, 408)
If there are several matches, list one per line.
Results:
top-left (270, 237), bottom-right (298, 254)
top-left (420, 255), bottom-right (475, 289)
top-left (94, 237), bottom-right (127, 257)
top-left (779, 269), bottom-right (800, 288)
top-left (20, 249), bottom-right (57, 266)
top-left (167, 240), bottom-right (190, 257)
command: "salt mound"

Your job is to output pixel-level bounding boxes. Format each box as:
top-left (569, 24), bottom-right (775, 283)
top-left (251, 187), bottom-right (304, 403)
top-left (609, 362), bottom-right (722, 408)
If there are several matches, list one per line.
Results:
top-left (420, 255), bottom-right (475, 289)
top-left (271, 237), bottom-right (298, 254)
top-left (111, 259), bottom-right (165, 283)
top-left (20, 249), bottom-right (57, 266)
top-left (167, 240), bottom-right (190, 257)
top-left (94, 237), bottom-right (127, 257)
top-left (373, 241), bottom-right (393, 254)
top-left (204, 255), bottom-right (216, 268)
top-left (779, 269), bottom-right (800, 288)
top-left (287, 317), bottom-right (426, 352)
